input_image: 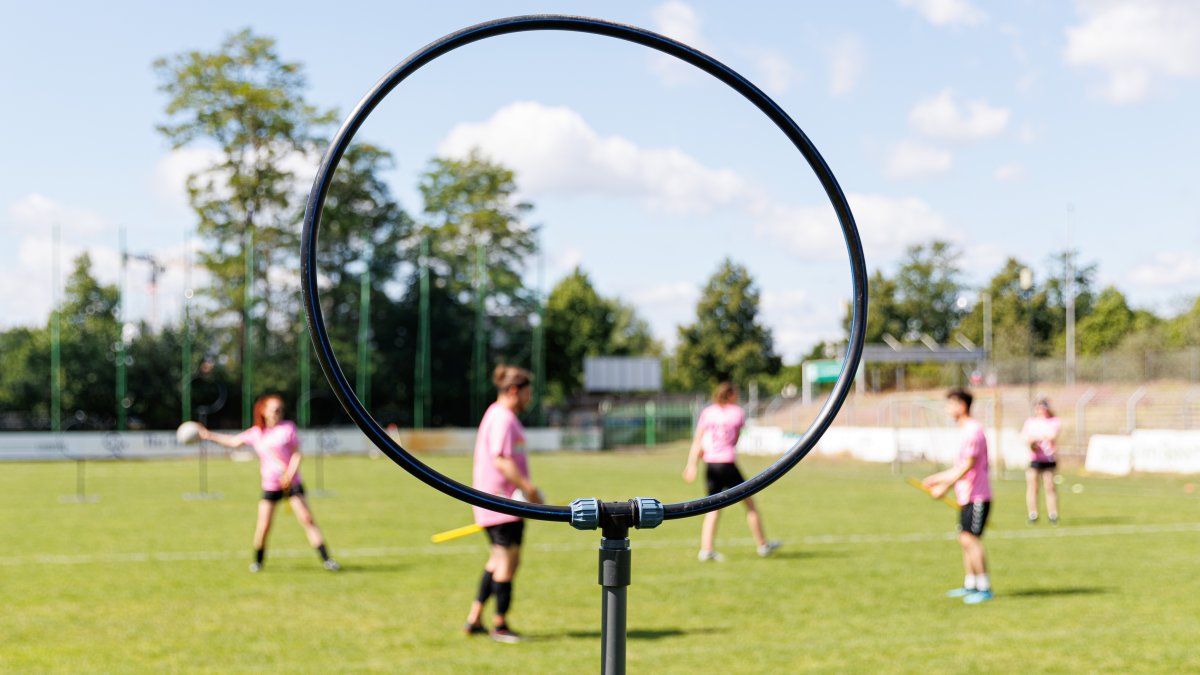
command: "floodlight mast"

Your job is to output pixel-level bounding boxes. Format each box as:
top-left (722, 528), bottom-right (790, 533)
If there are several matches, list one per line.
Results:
top-left (300, 15), bottom-right (867, 675)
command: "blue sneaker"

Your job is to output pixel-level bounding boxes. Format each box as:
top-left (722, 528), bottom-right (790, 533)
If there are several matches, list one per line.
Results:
top-left (945, 587), bottom-right (974, 598)
top-left (963, 589), bottom-right (994, 605)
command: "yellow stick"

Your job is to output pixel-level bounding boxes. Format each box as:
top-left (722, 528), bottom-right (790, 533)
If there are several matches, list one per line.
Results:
top-left (431, 523), bottom-right (484, 544)
top-left (905, 477), bottom-right (960, 510)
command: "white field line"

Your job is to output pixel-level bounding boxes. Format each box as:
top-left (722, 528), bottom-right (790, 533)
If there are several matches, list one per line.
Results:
top-left (3, 521), bottom-right (1199, 567)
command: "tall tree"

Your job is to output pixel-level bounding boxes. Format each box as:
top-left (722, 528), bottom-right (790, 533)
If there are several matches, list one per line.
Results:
top-left (544, 267), bottom-right (615, 402)
top-left (58, 254), bottom-right (121, 426)
top-left (154, 29), bottom-right (335, 408)
top-left (894, 241), bottom-right (966, 343)
top-left (675, 258), bottom-right (781, 391)
top-left (418, 150), bottom-right (537, 317)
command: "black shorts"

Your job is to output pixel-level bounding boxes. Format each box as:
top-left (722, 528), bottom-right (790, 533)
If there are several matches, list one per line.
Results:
top-left (705, 463), bottom-right (745, 496)
top-left (958, 500), bottom-right (991, 537)
top-left (485, 521), bottom-right (524, 547)
top-left (1030, 460), bottom-right (1058, 470)
top-left (262, 483), bottom-right (305, 501)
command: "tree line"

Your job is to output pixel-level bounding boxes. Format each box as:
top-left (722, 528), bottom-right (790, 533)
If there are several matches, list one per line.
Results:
top-left (0, 29), bottom-right (780, 431)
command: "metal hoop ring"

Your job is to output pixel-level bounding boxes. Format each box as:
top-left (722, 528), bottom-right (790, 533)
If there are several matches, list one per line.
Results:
top-left (301, 14), bottom-right (868, 523)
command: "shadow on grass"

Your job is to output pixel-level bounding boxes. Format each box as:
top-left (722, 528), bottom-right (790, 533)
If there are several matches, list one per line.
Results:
top-left (1005, 586), bottom-right (1109, 598)
top-left (538, 627), bottom-right (725, 642)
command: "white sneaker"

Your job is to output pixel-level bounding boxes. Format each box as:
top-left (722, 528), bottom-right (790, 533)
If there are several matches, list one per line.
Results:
top-left (697, 550), bottom-right (725, 562)
top-left (757, 540), bottom-right (782, 557)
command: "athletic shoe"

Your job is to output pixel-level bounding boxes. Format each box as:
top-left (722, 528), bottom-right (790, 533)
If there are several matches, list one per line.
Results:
top-left (491, 626), bottom-right (523, 643)
top-left (1027, 512), bottom-right (1038, 524)
top-left (248, 562), bottom-right (262, 573)
top-left (963, 589), bottom-right (994, 605)
top-left (757, 540), bottom-right (783, 557)
top-left (1048, 514), bottom-right (1059, 526)
top-left (464, 622), bottom-right (487, 637)
top-left (697, 550), bottom-right (725, 562)
top-left (323, 559), bottom-right (341, 572)
top-left (945, 587), bottom-right (974, 598)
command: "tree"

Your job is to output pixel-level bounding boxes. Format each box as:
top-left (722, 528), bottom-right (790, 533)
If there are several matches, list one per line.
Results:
top-left (58, 254), bottom-right (121, 426)
top-left (418, 150), bottom-right (537, 316)
top-left (154, 28), bottom-right (335, 412)
top-left (1075, 286), bottom-right (1136, 355)
top-left (544, 268), bottom-right (615, 401)
top-left (894, 241), bottom-right (966, 343)
top-left (675, 258), bottom-right (781, 391)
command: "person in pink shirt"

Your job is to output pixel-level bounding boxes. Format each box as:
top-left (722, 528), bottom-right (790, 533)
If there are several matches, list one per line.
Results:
top-left (1021, 398), bottom-right (1062, 524)
top-left (923, 388), bottom-right (993, 604)
top-left (199, 394), bottom-right (339, 573)
top-left (464, 365), bottom-right (543, 644)
top-left (683, 381), bottom-right (780, 561)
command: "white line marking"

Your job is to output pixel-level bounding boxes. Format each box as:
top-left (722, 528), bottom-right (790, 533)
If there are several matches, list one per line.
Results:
top-left (3, 521), bottom-right (1198, 567)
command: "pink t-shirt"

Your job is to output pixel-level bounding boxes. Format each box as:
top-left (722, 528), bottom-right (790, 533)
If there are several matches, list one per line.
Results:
top-left (696, 404), bottom-right (745, 465)
top-left (472, 402), bottom-right (528, 527)
top-left (235, 421), bottom-right (301, 491)
top-left (1022, 416), bottom-right (1062, 463)
top-left (954, 419), bottom-right (991, 506)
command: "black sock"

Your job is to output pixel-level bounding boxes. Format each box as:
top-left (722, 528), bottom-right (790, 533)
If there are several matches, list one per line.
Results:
top-left (493, 580), bottom-right (513, 617)
top-left (316, 544), bottom-right (329, 562)
top-left (255, 548), bottom-right (265, 565)
top-left (476, 570), bottom-right (495, 604)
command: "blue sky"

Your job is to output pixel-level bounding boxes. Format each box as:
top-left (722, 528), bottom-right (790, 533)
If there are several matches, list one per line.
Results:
top-left (2, 0), bottom-right (1198, 360)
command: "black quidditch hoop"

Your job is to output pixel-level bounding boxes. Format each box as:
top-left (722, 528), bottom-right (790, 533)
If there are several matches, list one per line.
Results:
top-left (300, 14), bottom-right (868, 525)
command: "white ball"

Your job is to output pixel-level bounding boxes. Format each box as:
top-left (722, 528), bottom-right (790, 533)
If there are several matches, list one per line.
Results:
top-left (1071, 483), bottom-right (1084, 494)
top-left (176, 421), bottom-right (202, 445)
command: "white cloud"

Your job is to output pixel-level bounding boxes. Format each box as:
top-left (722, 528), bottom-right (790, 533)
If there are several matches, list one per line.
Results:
top-left (1016, 122), bottom-right (1037, 144)
top-left (909, 89), bottom-right (1011, 141)
top-left (650, 1), bottom-right (707, 86)
top-left (750, 50), bottom-right (795, 95)
top-left (760, 289), bottom-right (838, 360)
top-left (8, 193), bottom-right (109, 234)
top-left (992, 162), bottom-right (1026, 181)
top-left (1065, 0), bottom-right (1200, 103)
top-left (753, 193), bottom-right (958, 262)
top-left (1128, 252), bottom-right (1200, 288)
top-left (885, 140), bottom-right (953, 179)
top-left (828, 36), bottom-right (866, 97)
top-left (898, 0), bottom-right (986, 26)
top-left (440, 101), bottom-right (960, 264)
top-left (438, 101), bottom-right (749, 216)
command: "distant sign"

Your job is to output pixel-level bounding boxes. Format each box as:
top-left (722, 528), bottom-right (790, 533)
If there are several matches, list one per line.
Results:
top-left (803, 359), bottom-right (842, 384)
top-left (584, 357), bottom-right (662, 392)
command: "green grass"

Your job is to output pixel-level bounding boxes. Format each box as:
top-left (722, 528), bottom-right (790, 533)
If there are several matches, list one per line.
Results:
top-left (2, 449), bottom-right (1199, 673)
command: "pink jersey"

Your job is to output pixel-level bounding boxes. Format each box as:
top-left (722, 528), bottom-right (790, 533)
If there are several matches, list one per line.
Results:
top-left (472, 402), bottom-right (529, 527)
top-left (696, 404), bottom-right (745, 464)
top-left (954, 419), bottom-right (991, 506)
top-left (235, 421), bottom-right (301, 491)
top-left (1022, 416), bottom-right (1062, 463)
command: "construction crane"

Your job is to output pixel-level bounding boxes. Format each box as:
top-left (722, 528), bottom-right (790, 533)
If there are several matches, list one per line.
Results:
top-left (125, 253), bottom-right (166, 330)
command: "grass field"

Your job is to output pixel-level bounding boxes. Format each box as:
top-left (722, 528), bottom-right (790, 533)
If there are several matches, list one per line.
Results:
top-left (3, 448), bottom-right (1199, 673)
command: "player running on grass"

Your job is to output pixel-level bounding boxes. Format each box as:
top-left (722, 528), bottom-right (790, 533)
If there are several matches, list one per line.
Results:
top-left (1022, 397), bottom-right (1062, 524)
top-left (464, 365), bottom-right (544, 644)
top-left (683, 381), bottom-right (781, 561)
top-left (922, 388), bottom-right (993, 604)
top-left (198, 394), bottom-right (339, 573)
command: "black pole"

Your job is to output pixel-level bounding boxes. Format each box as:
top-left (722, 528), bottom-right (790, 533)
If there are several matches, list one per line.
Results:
top-left (599, 529), bottom-right (631, 674)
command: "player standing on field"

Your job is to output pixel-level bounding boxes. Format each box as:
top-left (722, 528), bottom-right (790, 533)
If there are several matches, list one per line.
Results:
top-left (1021, 397), bottom-right (1062, 524)
top-left (922, 388), bottom-right (994, 604)
top-left (464, 365), bottom-right (543, 644)
top-left (198, 394), bottom-right (339, 573)
top-left (683, 381), bottom-right (781, 561)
